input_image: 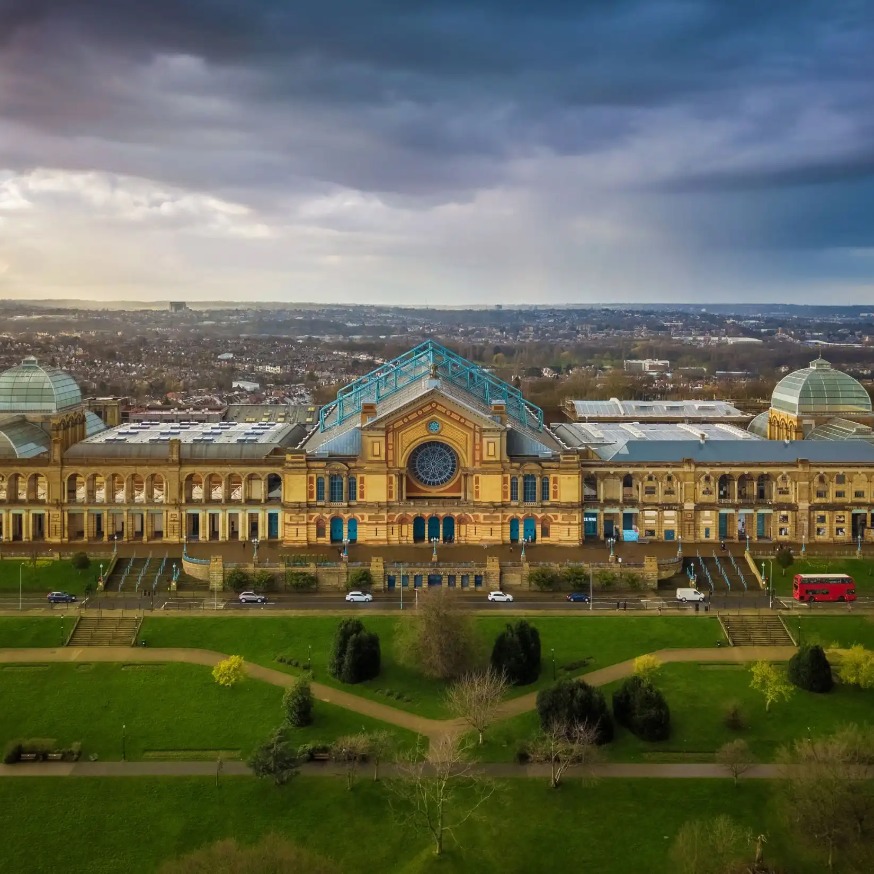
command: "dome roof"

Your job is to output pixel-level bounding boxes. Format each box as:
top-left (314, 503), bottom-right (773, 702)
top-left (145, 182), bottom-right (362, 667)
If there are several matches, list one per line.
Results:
top-left (747, 410), bottom-right (770, 438)
top-left (0, 356), bottom-right (83, 413)
top-left (771, 358), bottom-right (872, 417)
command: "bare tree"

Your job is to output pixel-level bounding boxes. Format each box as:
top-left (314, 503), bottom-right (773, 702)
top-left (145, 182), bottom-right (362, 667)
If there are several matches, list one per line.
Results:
top-left (779, 724), bottom-right (874, 873)
top-left (365, 729), bottom-right (394, 781)
top-left (386, 734), bottom-right (494, 856)
top-left (716, 739), bottom-right (755, 787)
top-left (670, 815), bottom-right (751, 874)
top-left (330, 733), bottom-right (371, 790)
top-left (445, 668), bottom-right (509, 745)
top-left (527, 720), bottom-right (603, 789)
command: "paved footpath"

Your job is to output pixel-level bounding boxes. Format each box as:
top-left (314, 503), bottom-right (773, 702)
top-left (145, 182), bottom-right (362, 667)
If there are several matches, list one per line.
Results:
top-left (0, 760), bottom-right (786, 780)
top-left (0, 644), bottom-right (796, 742)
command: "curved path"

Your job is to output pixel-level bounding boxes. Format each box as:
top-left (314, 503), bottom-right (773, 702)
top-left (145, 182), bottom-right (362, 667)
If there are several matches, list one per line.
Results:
top-left (0, 644), bottom-right (796, 741)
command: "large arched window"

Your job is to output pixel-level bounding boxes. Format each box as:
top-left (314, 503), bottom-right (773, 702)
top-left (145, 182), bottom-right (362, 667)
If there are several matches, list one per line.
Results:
top-left (523, 474), bottom-right (537, 503)
top-left (541, 476), bottom-right (550, 502)
top-left (316, 476), bottom-right (325, 502)
top-left (510, 477), bottom-right (519, 502)
top-left (329, 474), bottom-right (344, 502)
top-left (348, 476), bottom-right (357, 502)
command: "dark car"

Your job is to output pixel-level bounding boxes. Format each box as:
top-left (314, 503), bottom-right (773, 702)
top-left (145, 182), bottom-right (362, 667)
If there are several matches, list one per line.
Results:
top-left (47, 591), bottom-right (77, 603)
top-left (566, 592), bottom-right (591, 603)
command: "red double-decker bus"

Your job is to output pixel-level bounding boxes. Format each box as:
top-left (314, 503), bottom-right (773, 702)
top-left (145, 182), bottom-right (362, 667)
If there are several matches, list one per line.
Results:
top-left (792, 574), bottom-right (856, 603)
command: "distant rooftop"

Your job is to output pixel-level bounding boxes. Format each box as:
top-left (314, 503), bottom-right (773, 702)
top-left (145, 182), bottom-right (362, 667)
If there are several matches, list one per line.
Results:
top-left (565, 398), bottom-right (748, 422)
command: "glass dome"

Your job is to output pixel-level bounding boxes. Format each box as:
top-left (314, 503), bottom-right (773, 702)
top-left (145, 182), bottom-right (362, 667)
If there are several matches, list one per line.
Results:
top-left (0, 356), bottom-right (83, 413)
top-left (770, 358), bottom-right (872, 417)
top-left (747, 410), bottom-right (770, 438)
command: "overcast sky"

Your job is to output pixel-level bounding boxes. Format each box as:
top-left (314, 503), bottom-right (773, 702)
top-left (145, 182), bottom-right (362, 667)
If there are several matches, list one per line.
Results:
top-left (1, 1), bottom-right (873, 305)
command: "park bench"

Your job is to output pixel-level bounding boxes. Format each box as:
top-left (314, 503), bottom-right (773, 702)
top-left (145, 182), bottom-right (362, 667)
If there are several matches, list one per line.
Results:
top-left (311, 751), bottom-right (331, 763)
top-left (19, 753), bottom-right (38, 762)
top-left (46, 753), bottom-right (64, 761)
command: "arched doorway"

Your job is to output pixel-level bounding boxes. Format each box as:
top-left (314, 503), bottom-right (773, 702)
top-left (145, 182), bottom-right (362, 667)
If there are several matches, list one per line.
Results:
top-left (442, 516), bottom-right (455, 543)
top-left (413, 516), bottom-right (426, 543)
top-left (330, 516), bottom-right (344, 543)
top-left (347, 518), bottom-right (358, 542)
top-left (523, 517), bottom-right (537, 543)
top-left (509, 518), bottom-right (520, 543)
top-left (427, 515), bottom-right (440, 542)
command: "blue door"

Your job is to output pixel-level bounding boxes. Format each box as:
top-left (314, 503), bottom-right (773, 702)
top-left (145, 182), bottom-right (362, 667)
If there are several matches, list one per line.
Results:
top-left (347, 518), bottom-right (358, 542)
top-left (268, 512), bottom-right (279, 540)
top-left (413, 516), bottom-right (426, 543)
top-left (622, 512), bottom-right (635, 532)
top-left (427, 574), bottom-right (442, 587)
top-left (664, 529), bottom-right (675, 541)
top-left (442, 516), bottom-right (455, 542)
top-left (386, 575), bottom-right (396, 590)
top-left (584, 513), bottom-right (598, 538)
top-left (604, 519), bottom-right (615, 539)
top-left (414, 575), bottom-right (423, 588)
top-left (427, 516), bottom-right (441, 541)
top-left (757, 513), bottom-right (766, 538)
top-left (523, 517), bottom-right (537, 543)
top-left (718, 514), bottom-right (728, 539)
top-left (509, 518), bottom-right (520, 543)
top-left (330, 517), bottom-right (343, 543)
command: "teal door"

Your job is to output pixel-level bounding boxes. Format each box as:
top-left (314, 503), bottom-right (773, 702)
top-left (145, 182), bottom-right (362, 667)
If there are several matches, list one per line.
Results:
top-left (622, 512), bottom-right (635, 532)
top-left (509, 518), bottom-right (520, 543)
top-left (330, 517), bottom-right (343, 543)
top-left (347, 518), bottom-right (358, 542)
top-left (413, 516), bottom-right (426, 543)
top-left (718, 514), bottom-right (728, 539)
top-left (442, 516), bottom-right (455, 542)
top-left (427, 516), bottom-right (440, 541)
top-left (757, 513), bottom-right (766, 538)
top-left (584, 513), bottom-right (598, 538)
top-left (604, 519), bottom-right (615, 539)
top-left (523, 518), bottom-right (536, 542)
top-left (268, 512), bottom-right (279, 539)
top-left (386, 575), bottom-right (396, 590)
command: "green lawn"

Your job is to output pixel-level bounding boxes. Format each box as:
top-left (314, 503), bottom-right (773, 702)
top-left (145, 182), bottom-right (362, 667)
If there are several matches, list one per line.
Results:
top-left (796, 615), bottom-right (874, 650)
top-left (0, 557), bottom-right (102, 595)
top-left (771, 556), bottom-right (874, 596)
top-left (0, 777), bottom-right (821, 874)
top-left (0, 662), bottom-right (418, 761)
top-left (138, 614), bottom-right (723, 718)
top-left (0, 616), bottom-right (77, 647)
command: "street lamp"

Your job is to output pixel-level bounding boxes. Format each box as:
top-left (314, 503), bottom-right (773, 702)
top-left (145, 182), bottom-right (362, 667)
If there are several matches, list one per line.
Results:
top-left (252, 537), bottom-right (260, 564)
top-left (520, 537), bottom-right (527, 559)
top-left (551, 647), bottom-right (556, 681)
top-left (608, 537), bottom-right (615, 558)
top-left (801, 533), bottom-right (806, 556)
top-left (430, 537), bottom-right (439, 560)
top-left (857, 534), bottom-right (862, 557)
top-left (19, 560), bottom-right (22, 612)
top-left (342, 537), bottom-right (349, 560)
top-left (122, 723), bottom-right (127, 762)
top-left (677, 535), bottom-right (682, 559)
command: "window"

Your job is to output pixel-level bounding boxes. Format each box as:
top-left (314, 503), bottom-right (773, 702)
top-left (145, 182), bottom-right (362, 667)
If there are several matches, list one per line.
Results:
top-left (541, 521), bottom-right (550, 539)
top-left (779, 513), bottom-right (789, 523)
top-left (315, 519), bottom-right (326, 539)
top-left (816, 527), bottom-right (827, 536)
top-left (779, 527), bottom-right (789, 536)
top-left (816, 514), bottom-right (826, 524)
top-left (835, 490), bottom-right (845, 499)
top-left (510, 477), bottom-right (519, 502)
top-left (347, 476), bottom-right (357, 502)
top-left (644, 528), bottom-right (656, 538)
top-left (816, 490), bottom-right (827, 499)
top-left (523, 475), bottom-right (537, 502)
top-left (644, 486), bottom-right (656, 496)
top-left (541, 476), bottom-right (550, 502)
top-left (329, 474), bottom-right (343, 502)
top-left (854, 490), bottom-right (865, 499)
top-left (316, 477), bottom-right (325, 502)
top-left (835, 474), bottom-right (846, 485)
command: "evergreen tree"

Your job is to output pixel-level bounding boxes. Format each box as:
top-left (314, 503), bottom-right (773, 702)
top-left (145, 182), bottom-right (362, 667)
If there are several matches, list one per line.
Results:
top-left (788, 644), bottom-right (833, 693)
top-left (536, 678), bottom-right (613, 744)
top-left (491, 620), bottom-right (541, 686)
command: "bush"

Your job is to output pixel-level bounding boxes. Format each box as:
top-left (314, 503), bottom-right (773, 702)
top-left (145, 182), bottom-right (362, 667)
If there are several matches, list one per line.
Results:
top-left (329, 618), bottom-right (381, 684)
top-left (70, 552), bottom-right (90, 571)
top-left (491, 620), bottom-right (541, 685)
top-left (212, 655), bottom-right (246, 688)
top-left (253, 569), bottom-right (278, 592)
top-left (3, 738), bottom-right (58, 763)
top-left (284, 677), bottom-right (314, 727)
top-left (3, 741), bottom-right (22, 764)
top-left (347, 568), bottom-right (373, 590)
top-left (612, 676), bottom-right (671, 741)
top-left (723, 701), bottom-right (747, 732)
top-left (528, 567), bottom-right (560, 591)
top-left (226, 567), bottom-right (252, 593)
top-left (536, 678), bottom-right (613, 744)
top-left (787, 644), bottom-right (833, 693)
top-left (286, 571), bottom-right (318, 592)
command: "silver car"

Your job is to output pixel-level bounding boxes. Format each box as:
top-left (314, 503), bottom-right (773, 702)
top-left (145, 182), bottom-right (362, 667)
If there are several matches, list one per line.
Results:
top-left (487, 591), bottom-right (514, 602)
top-left (345, 590), bottom-right (373, 603)
top-left (238, 591), bottom-right (267, 604)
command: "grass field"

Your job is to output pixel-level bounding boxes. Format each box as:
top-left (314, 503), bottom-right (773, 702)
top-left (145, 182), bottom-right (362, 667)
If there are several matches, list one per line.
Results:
top-left (796, 614), bottom-right (874, 649)
top-left (0, 616), bottom-right (77, 647)
top-left (0, 557), bottom-right (102, 595)
top-left (0, 662), bottom-right (418, 761)
top-left (138, 614), bottom-right (723, 718)
top-left (770, 556), bottom-right (874, 596)
top-left (0, 777), bottom-right (820, 874)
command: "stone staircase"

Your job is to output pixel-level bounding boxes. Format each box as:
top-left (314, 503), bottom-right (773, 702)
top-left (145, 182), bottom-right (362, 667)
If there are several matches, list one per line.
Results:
top-left (686, 555), bottom-right (754, 594)
top-left (68, 616), bottom-right (141, 647)
top-left (721, 614), bottom-right (795, 647)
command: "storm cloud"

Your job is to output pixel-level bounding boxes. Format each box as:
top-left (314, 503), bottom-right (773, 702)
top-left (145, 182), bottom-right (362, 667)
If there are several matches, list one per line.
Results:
top-left (0, 0), bottom-right (872, 303)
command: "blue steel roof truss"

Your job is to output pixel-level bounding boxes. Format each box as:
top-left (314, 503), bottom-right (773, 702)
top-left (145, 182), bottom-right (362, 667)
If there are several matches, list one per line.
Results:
top-left (319, 340), bottom-right (544, 432)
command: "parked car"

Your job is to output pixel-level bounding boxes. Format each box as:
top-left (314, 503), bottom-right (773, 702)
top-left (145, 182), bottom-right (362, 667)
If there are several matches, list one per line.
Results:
top-left (487, 590), bottom-right (514, 602)
top-left (47, 591), bottom-right (76, 603)
top-left (676, 587), bottom-right (706, 603)
top-left (238, 591), bottom-right (267, 604)
top-left (346, 590), bottom-right (373, 602)
top-left (566, 592), bottom-right (591, 603)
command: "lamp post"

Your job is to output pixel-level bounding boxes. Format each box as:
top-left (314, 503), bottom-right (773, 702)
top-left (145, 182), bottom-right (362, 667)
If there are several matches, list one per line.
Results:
top-left (589, 565), bottom-right (594, 612)
top-left (801, 533), bottom-right (806, 556)
top-left (857, 534), bottom-right (862, 557)
top-left (551, 647), bottom-right (556, 681)
top-left (677, 535), bottom-right (682, 559)
top-left (19, 561), bottom-right (22, 612)
top-left (122, 723), bottom-right (126, 762)
top-left (252, 537), bottom-right (260, 565)
top-left (400, 577), bottom-right (404, 611)
top-left (608, 537), bottom-right (614, 558)
top-left (430, 537), bottom-right (439, 560)
top-left (520, 537), bottom-right (527, 560)
top-left (342, 537), bottom-right (349, 560)
top-left (745, 534), bottom-right (750, 552)
top-left (99, 562), bottom-right (103, 590)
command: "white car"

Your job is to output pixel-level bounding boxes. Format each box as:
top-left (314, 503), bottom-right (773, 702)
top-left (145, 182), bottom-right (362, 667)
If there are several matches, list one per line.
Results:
top-left (487, 591), bottom-right (514, 602)
top-left (238, 591), bottom-right (267, 604)
top-left (346, 590), bottom-right (373, 603)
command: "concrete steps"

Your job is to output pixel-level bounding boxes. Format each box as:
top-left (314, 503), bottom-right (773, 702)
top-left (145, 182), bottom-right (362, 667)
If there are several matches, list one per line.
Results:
top-left (721, 614), bottom-right (794, 647)
top-left (68, 616), bottom-right (141, 647)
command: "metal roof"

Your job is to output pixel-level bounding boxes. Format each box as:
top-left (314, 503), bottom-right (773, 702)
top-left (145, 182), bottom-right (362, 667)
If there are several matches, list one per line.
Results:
top-left (597, 440), bottom-right (874, 464)
top-left (0, 418), bottom-right (52, 458)
top-left (806, 418), bottom-right (874, 444)
top-left (771, 358), bottom-right (872, 417)
top-left (552, 422), bottom-right (759, 449)
top-left (0, 357), bottom-right (83, 413)
top-left (567, 399), bottom-right (748, 420)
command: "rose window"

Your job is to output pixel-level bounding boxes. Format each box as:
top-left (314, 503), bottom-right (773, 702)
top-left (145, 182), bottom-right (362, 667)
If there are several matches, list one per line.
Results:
top-left (409, 441), bottom-right (458, 487)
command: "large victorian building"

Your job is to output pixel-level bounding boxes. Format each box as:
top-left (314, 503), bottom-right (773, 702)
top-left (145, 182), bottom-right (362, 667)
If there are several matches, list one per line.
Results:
top-left (1, 342), bottom-right (874, 549)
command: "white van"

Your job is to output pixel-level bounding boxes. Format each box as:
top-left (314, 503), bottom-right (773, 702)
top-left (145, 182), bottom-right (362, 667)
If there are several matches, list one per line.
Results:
top-left (676, 587), bottom-right (706, 603)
